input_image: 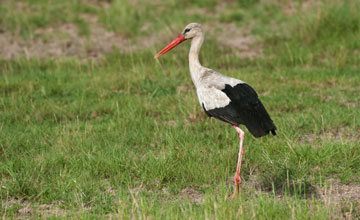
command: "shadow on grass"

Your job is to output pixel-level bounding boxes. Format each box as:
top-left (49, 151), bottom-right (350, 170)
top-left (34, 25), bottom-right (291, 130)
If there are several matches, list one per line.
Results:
top-left (246, 174), bottom-right (320, 199)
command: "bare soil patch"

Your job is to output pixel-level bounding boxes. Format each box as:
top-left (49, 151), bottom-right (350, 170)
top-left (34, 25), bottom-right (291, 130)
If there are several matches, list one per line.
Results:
top-left (3, 199), bottom-right (68, 219)
top-left (205, 22), bottom-right (263, 59)
top-left (319, 178), bottom-right (360, 203)
top-left (244, 176), bottom-right (360, 218)
top-left (0, 23), bottom-right (128, 60)
top-left (0, 12), bottom-right (159, 60)
top-left (302, 127), bottom-right (360, 144)
top-left (1, 2), bottom-right (262, 60)
top-left (180, 186), bottom-right (204, 204)
top-left (242, 174), bottom-right (360, 203)
top-left (186, 2), bottom-right (264, 59)
top-left (282, 0), bottom-right (317, 16)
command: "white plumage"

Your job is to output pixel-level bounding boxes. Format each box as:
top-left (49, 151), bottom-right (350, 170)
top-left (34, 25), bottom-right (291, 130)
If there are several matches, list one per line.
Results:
top-left (196, 69), bottom-right (245, 110)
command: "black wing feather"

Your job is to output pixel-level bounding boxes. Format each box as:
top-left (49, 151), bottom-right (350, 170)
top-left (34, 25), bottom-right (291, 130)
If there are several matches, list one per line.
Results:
top-left (204, 83), bottom-right (276, 138)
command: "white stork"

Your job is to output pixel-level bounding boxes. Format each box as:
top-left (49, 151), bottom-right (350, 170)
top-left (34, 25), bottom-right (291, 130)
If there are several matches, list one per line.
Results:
top-left (154, 23), bottom-right (276, 198)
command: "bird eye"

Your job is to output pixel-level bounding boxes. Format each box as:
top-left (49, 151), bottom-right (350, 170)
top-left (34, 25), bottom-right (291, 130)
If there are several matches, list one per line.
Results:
top-left (184, 28), bottom-right (191, 34)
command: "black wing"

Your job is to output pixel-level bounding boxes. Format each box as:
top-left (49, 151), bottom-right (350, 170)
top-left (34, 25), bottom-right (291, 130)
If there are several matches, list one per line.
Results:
top-left (204, 83), bottom-right (276, 138)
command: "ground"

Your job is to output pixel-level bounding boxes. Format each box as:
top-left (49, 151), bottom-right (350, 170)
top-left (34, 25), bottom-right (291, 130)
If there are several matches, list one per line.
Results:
top-left (0, 0), bottom-right (359, 219)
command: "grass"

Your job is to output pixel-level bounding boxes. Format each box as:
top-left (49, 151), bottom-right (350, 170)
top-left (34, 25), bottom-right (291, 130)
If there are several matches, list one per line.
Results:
top-left (1, 0), bottom-right (360, 219)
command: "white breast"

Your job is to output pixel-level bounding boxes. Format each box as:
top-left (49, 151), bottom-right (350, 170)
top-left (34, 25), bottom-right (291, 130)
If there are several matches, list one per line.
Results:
top-left (194, 68), bottom-right (245, 110)
top-left (197, 86), bottom-right (231, 110)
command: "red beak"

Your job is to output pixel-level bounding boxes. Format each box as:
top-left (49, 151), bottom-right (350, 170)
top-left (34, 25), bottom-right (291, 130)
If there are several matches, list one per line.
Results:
top-left (154, 35), bottom-right (185, 59)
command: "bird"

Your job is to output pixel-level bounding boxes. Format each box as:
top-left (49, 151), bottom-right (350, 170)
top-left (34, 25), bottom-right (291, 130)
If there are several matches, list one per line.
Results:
top-left (154, 23), bottom-right (276, 199)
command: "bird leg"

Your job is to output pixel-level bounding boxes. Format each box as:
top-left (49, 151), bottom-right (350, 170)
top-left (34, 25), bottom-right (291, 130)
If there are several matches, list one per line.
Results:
top-left (229, 125), bottom-right (245, 199)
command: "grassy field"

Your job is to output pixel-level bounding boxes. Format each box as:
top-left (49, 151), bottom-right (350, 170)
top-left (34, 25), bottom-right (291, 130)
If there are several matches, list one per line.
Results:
top-left (1, 0), bottom-right (360, 219)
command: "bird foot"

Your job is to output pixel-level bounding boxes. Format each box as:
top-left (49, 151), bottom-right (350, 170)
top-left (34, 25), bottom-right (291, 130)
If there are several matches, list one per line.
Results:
top-left (229, 192), bottom-right (237, 200)
top-left (229, 174), bottom-right (242, 199)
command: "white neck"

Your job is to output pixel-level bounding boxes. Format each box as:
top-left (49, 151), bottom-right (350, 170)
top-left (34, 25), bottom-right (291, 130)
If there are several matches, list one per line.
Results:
top-left (188, 33), bottom-right (204, 87)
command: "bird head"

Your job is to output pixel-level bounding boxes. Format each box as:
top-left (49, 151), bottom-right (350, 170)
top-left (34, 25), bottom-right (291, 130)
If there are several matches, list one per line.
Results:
top-left (181, 23), bottom-right (203, 40)
top-left (154, 23), bottom-right (203, 59)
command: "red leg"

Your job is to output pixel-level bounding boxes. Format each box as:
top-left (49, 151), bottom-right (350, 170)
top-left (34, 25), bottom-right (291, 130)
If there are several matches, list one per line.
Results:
top-left (230, 125), bottom-right (245, 199)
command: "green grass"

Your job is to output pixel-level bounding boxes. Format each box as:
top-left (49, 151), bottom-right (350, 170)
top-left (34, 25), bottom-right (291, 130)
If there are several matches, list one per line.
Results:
top-left (1, 0), bottom-right (360, 219)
